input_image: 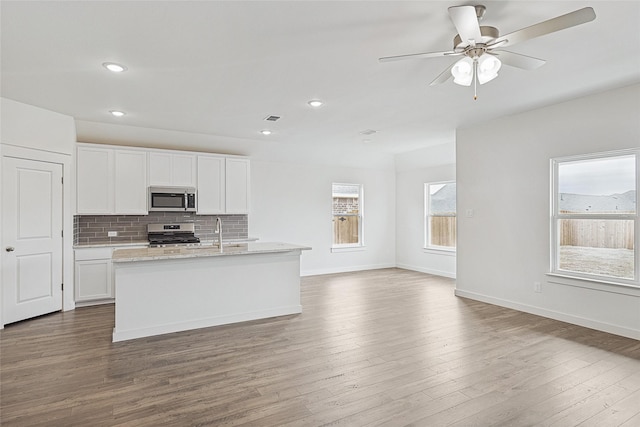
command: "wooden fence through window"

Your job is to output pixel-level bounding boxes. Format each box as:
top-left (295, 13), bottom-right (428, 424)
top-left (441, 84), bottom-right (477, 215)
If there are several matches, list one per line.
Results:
top-left (560, 219), bottom-right (634, 249)
top-left (333, 215), bottom-right (359, 245)
top-left (430, 216), bottom-right (456, 248)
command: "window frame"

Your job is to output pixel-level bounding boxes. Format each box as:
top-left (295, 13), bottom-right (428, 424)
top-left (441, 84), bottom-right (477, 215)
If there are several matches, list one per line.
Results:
top-left (331, 182), bottom-right (364, 252)
top-left (424, 181), bottom-right (457, 253)
top-left (550, 149), bottom-right (639, 288)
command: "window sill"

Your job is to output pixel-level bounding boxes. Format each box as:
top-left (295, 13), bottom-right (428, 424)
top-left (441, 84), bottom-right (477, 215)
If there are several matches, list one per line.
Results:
top-left (331, 246), bottom-right (366, 253)
top-left (422, 247), bottom-right (456, 257)
top-left (546, 272), bottom-right (640, 296)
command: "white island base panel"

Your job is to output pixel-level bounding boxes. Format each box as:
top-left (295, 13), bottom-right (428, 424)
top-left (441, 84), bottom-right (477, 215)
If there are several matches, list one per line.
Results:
top-left (112, 251), bottom-right (303, 342)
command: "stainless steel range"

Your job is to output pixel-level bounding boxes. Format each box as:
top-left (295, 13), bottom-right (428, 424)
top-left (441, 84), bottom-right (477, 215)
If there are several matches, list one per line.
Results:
top-left (147, 223), bottom-right (201, 247)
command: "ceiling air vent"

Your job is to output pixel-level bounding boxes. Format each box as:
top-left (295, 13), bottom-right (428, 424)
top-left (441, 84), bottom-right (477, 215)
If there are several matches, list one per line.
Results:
top-left (264, 115), bottom-right (281, 122)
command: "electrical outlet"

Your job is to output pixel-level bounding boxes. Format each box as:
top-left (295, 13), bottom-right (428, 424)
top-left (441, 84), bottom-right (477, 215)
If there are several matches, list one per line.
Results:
top-left (534, 282), bottom-right (541, 293)
top-left (108, 231), bottom-right (118, 237)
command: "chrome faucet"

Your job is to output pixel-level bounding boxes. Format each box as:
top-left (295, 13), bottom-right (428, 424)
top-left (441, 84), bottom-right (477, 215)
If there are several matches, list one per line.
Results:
top-left (216, 217), bottom-right (223, 248)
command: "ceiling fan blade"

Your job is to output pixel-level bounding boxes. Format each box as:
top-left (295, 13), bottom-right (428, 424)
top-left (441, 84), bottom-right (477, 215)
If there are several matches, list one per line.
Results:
top-left (448, 5), bottom-right (482, 45)
top-left (379, 50), bottom-right (459, 63)
top-left (429, 61), bottom-right (457, 86)
top-left (493, 7), bottom-right (596, 47)
top-left (492, 50), bottom-right (546, 70)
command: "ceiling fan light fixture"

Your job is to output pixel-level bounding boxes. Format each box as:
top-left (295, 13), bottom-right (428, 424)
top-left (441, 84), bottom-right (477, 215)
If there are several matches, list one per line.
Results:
top-left (451, 57), bottom-right (473, 86)
top-left (477, 55), bottom-right (501, 84)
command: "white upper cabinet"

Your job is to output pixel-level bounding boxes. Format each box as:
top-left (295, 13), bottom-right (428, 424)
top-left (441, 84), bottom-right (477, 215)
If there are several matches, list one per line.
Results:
top-left (197, 155), bottom-right (225, 214)
top-left (225, 158), bottom-right (250, 214)
top-left (76, 144), bottom-right (147, 215)
top-left (77, 144), bottom-right (248, 216)
top-left (77, 145), bottom-right (113, 214)
top-left (114, 150), bottom-right (148, 214)
top-left (197, 155), bottom-right (250, 214)
top-left (149, 152), bottom-right (196, 187)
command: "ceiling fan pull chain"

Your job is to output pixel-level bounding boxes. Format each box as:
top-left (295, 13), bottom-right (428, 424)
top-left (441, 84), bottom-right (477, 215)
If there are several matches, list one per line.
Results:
top-left (473, 59), bottom-right (478, 100)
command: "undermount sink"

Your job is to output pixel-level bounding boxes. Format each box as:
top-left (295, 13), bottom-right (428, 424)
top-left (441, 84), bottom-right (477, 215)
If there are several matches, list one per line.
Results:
top-left (188, 243), bottom-right (247, 249)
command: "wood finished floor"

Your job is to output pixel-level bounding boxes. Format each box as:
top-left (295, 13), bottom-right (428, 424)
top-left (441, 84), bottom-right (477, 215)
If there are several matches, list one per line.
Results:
top-left (1, 268), bottom-right (639, 426)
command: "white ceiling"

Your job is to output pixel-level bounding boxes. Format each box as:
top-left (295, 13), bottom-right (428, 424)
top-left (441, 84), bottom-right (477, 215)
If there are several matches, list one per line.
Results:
top-left (2, 1), bottom-right (639, 154)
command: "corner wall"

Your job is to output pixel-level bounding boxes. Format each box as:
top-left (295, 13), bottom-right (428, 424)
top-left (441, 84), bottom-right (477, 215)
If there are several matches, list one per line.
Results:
top-left (455, 84), bottom-right (640, 339)
top-left (395, 144), bottom-right (457, 278)
top-left (250, 160), bottom-right (396, 276)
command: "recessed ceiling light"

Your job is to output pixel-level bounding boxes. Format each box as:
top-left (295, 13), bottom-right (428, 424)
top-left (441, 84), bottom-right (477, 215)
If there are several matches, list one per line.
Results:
top-left (307, 100), bottom-right (323, 108)
top-left (109, 110), bottom-right (126, 117)
top-left (102, 62), bottom-right (127, 73)
top-left (260, 130), bottom-right (272, 135)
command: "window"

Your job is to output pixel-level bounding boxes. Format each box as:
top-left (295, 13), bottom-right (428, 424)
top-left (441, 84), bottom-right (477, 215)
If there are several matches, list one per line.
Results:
top-left (425, 182), bottom-right (456, 250)
top-left (551, 150), bottom-right (638, 286)
top-left (332, 183), bottom-right (363, 249)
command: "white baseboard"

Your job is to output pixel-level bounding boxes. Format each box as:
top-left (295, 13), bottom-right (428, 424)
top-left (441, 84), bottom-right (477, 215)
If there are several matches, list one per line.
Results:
top-left (454, 289), bottom-right (640, 340)
top-left (301, 263), bottom-right (396, 277)
top-left (396, 263), bottom-right (456, 279)
top-left (113, 305), bottom-right (302, 342)
top-left (75, 299), bottom-right (113, 308)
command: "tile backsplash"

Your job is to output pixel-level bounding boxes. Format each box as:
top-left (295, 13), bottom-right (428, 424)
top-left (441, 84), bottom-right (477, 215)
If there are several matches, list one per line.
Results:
top-left (74, 212), bottom-right (248, 245)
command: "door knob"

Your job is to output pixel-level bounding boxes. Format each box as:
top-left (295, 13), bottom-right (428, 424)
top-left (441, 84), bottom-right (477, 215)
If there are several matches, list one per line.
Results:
top-left (5, 247), bottom-right (15, 252)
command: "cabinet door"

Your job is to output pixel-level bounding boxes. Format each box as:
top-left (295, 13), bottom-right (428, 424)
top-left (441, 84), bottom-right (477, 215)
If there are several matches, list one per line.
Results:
top-left (148, 152), bottom-right (173, 186)
top-left (197, 155), bottom-right (225, 214)
top-left (171, 154), bottom-right (197, 187)
top-left (75, 259), bottom-right (113, 301)
top-left (114, 150), bottom-right (148, 214)
top-left (225, 158), bottom-right (250, 214)
top-left (77, 146), bottom-right (113, 214)
top-left (148, 152), bottom-right (196, 187)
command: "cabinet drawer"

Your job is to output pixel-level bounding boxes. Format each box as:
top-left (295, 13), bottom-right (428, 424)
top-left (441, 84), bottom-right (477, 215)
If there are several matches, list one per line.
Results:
top-left (74, 247), bottom-right (112, 261)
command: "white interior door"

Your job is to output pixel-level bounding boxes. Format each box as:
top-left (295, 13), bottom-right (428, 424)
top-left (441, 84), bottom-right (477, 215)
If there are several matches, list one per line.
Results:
top-left (2, 157), bottom-right (63, 324)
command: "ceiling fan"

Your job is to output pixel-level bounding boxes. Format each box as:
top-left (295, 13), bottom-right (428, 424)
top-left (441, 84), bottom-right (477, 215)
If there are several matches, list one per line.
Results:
top-left (379, 5), bottom-right (596, 99)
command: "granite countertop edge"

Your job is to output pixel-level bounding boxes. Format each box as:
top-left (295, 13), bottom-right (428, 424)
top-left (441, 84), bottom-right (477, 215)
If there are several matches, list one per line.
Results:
top-left (112, 242), bottom-right (311, 263)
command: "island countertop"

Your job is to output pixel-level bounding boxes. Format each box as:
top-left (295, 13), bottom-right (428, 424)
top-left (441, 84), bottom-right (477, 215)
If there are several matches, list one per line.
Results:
top-left (112, 242), bottom-right (311, 263)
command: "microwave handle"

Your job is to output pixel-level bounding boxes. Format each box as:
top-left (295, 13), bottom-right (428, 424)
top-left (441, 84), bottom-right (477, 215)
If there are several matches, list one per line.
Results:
top-left (184, 193), bottom-right (188, 211)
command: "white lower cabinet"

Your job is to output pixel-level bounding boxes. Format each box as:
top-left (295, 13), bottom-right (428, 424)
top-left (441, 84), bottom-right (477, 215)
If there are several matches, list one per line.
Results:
top-left (75, 247), bottom-right (113, 304)
top-left (75, 246), bottom-right (145, 305)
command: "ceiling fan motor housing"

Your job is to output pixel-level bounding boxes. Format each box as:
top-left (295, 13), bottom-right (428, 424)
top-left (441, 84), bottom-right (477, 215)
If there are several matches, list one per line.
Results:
top-left (453, 26), bottom-right (499, 50)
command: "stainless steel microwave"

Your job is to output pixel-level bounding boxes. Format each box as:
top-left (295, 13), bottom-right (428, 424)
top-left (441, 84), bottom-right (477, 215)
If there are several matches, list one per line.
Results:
top-left (148, 186), bottom-right (197, 212)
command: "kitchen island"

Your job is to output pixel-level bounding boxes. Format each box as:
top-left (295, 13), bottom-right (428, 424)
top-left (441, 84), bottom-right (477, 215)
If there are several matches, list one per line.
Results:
top-left (111, 242), bottom-right (310, 342)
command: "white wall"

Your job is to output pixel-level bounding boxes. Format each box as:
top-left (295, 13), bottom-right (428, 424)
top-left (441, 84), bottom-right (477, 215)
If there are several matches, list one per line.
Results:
top-left (251, 160), bottom-right (396, 276)
top-left (395, 144), bottom-right (456, 277)
top-left (1, 98), bottom-right (75, 155)
top-left (1, 98), bottom-right (77, 327)
top-left (456, 84), bottom-right (640, 340)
